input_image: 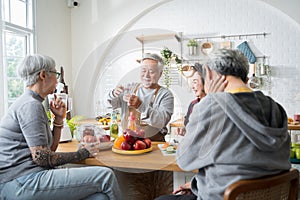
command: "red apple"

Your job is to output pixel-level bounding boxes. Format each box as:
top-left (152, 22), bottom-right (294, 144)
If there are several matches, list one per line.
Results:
top-left (133, 140), bottom-right (147, 150)
top-left (100, 135), bottom-right (111, 142)
top-left (143, 138), bottom-right (151, 148)
top-left (121, 141), bottom-right (132, 150)
top-left (125, 129), bottom-right (142, 138)
top-left (124, 133), bottom-right (136, 145)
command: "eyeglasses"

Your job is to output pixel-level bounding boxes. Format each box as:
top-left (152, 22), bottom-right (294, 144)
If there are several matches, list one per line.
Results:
top-left (48, 71), bottom-right (61, 79)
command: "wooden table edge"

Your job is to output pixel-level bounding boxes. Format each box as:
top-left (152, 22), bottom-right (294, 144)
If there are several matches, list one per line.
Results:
top-left (57, 140), bottom-right (185, 172)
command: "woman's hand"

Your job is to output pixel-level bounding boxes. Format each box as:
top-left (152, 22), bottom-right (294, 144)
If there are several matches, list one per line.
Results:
top-left (172, 182), bottom-right (192, 195)
top-left (174, 127), bottom-right (186, 136)
top-left (79, 143), bottom-right (100, 157)
top-left (50, 94), bottom-right (67, 121)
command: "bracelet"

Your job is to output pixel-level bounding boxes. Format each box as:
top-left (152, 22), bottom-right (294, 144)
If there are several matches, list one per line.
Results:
top-left (53, 122), bottom-right (64, 127)
top-left (112, 89), bottom-right (116, 97)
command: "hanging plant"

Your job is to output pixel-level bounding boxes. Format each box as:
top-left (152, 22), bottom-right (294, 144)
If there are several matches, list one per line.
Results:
top-left (160, 47), bottom-right (182, 88)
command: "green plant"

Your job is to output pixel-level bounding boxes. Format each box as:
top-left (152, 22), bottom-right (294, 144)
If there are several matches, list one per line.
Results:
top-left (187, 39), bottom-right (198, 47)
top-left (46, 111), bottom-right (52, 125)
top-left (46, 110), bottom-right (85, 137)
top-left (67, 115), bottom-right (85, 136)
top-left (160, 48), bottom-right (182, 88)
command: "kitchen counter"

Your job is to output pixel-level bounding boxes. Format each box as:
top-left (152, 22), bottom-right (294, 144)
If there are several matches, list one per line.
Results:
top-left (171, 119), bottom-right (300, 130)
top-left (288, 124), bottom-right (300, 130)
top-left (169, 118), bottom-right (184, 128)
top-left (74, 118), bottom-right (110, 130)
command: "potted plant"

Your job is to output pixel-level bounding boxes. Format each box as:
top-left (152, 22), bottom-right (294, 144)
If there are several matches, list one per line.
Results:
top-left (187, 39), bottom-right (198, 55)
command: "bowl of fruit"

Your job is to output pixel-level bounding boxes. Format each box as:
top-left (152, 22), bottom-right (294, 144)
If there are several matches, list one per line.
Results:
top-left (77, 124), bottom-right (113, 151)
top-left (112, 129), bottom-right (152, 155)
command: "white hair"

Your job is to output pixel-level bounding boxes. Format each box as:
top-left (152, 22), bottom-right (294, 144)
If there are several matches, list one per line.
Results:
top-left (17, 54), bottom-right (56, 86)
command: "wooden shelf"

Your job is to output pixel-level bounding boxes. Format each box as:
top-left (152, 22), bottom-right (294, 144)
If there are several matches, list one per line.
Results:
top-left (136, 33), bottom-right (181, 43)
top-left (289, 124), bottom-right (300, 130)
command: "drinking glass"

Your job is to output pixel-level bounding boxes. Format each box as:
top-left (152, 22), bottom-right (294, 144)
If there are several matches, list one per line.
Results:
top-left (123, 83), bottom-right (132, 103)
top-left (48, 93), bottom-right (71, 119)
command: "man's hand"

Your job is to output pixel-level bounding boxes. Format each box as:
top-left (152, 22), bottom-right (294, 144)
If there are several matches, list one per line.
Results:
top-left (127, 95), bottom-right (142, 109)
top-left (113, 85), bottom-right (125, 97)
top-left (206, 75), bottom-right (228, 93)
top-left (172, 182), bottom-right (192, 195)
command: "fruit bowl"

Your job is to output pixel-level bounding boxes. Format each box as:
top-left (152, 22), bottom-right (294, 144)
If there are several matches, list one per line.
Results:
top-left (112, 146), bottom-right (152, 155)
top-left (112, 129), bottom-right (152, 154)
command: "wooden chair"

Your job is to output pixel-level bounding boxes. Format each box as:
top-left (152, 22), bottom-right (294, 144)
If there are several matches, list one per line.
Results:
top-left (223, 168), bottom-right (299, 200)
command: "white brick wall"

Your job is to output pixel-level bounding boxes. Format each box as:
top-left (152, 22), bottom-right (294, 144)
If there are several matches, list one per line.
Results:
top-left (93, 0), bottom-right (300, 119)
top-left (125, 0), bottom-right (300, 117)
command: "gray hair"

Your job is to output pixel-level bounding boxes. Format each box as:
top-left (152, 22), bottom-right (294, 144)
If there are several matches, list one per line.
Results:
top-left (192, 63), bottom-right (205, 85)
top-left (142, 53), bottom-right (164, 73)
top-left (204, 49), bottom-right (249, 83)
top-left (17, 54), bottom-right (56, 86)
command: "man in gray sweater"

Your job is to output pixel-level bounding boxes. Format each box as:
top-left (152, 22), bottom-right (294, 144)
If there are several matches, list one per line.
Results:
top-left (106, 53), bottom-right (174, 141)
top-left (157, 49), bottom-right (291, 200)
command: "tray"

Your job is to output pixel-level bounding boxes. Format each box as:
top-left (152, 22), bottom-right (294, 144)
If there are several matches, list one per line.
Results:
top-left (112, 146), bottom-right (152, 155)
top-left (158, 144), bottom-right (177, 156)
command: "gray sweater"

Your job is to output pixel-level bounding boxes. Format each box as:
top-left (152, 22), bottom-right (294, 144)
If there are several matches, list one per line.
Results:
top-left (0, 89), bottom-right (51, 184)
top-left (177, 91), bottom-right (291, 200)
top-left (106, 83), bottom-right (174, 137)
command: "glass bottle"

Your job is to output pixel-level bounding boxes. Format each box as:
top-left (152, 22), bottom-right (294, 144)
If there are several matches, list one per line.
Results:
top-left (127, 112), bottom-right (137, 131)
top-left (110, 113), bottom-right (119, 139)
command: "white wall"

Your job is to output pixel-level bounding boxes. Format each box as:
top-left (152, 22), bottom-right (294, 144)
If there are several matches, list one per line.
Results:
top-left (35, 0), bottom-right (300, 118)
top-left (263, 0), bottom-right (300, 24)
top-left (36, 0), bottom-right (72, 94)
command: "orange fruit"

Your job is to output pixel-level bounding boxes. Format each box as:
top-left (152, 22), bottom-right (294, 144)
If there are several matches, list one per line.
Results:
top-left (113, 135), bottom-right (125, 149)
top-left (162, 142), bottom-right (169, 149)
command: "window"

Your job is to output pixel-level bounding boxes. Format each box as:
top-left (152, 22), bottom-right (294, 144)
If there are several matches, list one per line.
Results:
top-left (1, 0), bottom-right (35, 115)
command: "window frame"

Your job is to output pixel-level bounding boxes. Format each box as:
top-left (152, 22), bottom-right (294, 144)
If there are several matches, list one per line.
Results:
top-left (0, 0), bottom-right (36, 117)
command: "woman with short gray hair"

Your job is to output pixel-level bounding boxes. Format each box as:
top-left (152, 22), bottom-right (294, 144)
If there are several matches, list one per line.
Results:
top-left (18, 54), bottom-right (57, 86)
top-left (0, 54), bottom-right (121, 200)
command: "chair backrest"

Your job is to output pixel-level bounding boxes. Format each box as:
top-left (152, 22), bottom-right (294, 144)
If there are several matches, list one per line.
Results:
top-left (223, 168), bottom-right (299, 200)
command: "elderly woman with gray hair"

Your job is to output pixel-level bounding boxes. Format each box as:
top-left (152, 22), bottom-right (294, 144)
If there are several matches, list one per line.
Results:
top-left (156, 49), bottom-right (290, 200)
top-left (175, 63), bottom-right (206, 137)
top-left (0, 54), bottom-right (121, 200)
